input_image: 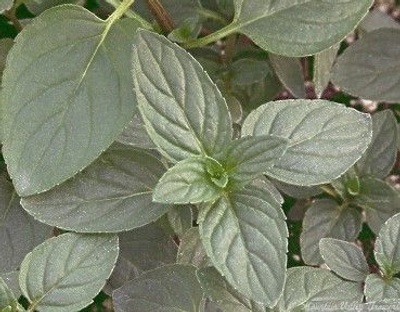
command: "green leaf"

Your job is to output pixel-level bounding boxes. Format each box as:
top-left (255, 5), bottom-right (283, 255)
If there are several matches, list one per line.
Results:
top-left (0, 38), bottom-right (13, 83)
top-left (356, 110), bottom-right (398, 179)
top-left (19, 232), bottom-right (119, 312)
top-left (177, 227), bottom-right (212, 268)
top-left (0, 278), bottom-right (16, 311)
top-left (269, 54), bottom-right (305, 98)
top-left (272, 179), bottom-right (322, 199)
top-left (364, 274), bottom-right (400, 302)
top-left (355, 177), bottom-right (400, 234)
top-left (319, 238), bottom-right (369, 282)
top-left (21, 144), bottom-right (171, 233)
top-left (331, 28), bottom-right (400, 103)
top-left (197, 267), bottom-right (265, 312)
top-left (2, 6), bottom-right (139, 196)
top-left (0, 272), bottom-right (20, 299)
top-left (132, 30), bottom-right (232, 162)
top-left (166, 205), bottom-right (193, 236)
top-left (358, 8), bottom-right (400, 36)
top-left (112, 264), bottom-right (203, 312)
top-left (26, 0), bottom-right (80, 15)
top-left (230, 58), bottom-right (272, 86)
top-left (281, 267), bottom-right (364, 311)
top-left (231, 0), bottom-right (372, 56)
top-left (116, 114), bottom-right (157, 150)
top-left (0, 175), bottom-right (52, 274)
top-left (223, 135), bottom-right (288, 188)
top-left (105, 222), bottom-right (177, 294)
top-left (300, 199), bottom-right (362, 265)
top-left (374, 213), bottom-right (400, 277)
top-left (0, 0), bottom-right (12, 13)
top-left (199, 180), bottom-right (287, 306)
top-left (242, 99), bottom-right (372, 186)
top-left (313, 44), bottom-right (340, 98)
top-left (153, 157), bottom-right (224, 204)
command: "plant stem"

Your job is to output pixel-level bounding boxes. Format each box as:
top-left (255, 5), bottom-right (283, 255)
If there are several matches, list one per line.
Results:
top-left (4, 8), bottom-right (23, 32)
top-left (182, 22), bottom-right (238, 49)
top-left (320, 184), bottom-right (339, 199)
top-left (196, 7), bottom-right (228, 25)
top-left (105, 0), bottom-right (153, 29)
top-left (107, 0), bottom-right (136, 24)
top-left (145, 0), bottom-right (174, 32)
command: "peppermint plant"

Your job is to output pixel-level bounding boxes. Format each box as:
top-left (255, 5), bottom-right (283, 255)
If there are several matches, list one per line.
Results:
top-left (0, 0), bottom-right (400, 311)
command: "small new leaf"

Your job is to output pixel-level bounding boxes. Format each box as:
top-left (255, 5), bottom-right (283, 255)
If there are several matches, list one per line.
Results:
top-left (319, 238), bottom-right (369, 282)
top-left (153, 157), bottom-right (225, 204)
top-left (223, 135), bottom-right (289, 188)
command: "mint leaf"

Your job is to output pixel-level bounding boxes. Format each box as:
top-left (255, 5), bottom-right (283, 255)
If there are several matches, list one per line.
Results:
top-left (224, 135), bottom-right (288, 188)
top-left (364, 274), bottom-right (400, 302)
top-left (269, 54), bottom-right (305, 98)
top-left (281, 267), bottom-right (364, 311)
top-left (356, 110), bottom-right (398, 179)
top-left (355, 177), bottom-right (400, 234)
top-left (332, 28), bottom-right (400, 103)
top-left (242, 99), bottom-right (372, 186)
top-left (199, 180), bottom-right (287, 306)
top-left (197, 266), bottom-right (265, 312)
top-left (374, 213), bottom-right (400, 277)
top-left (153, 157), bottom-right (225, 204)
top-left (21, 144), bottom-right (170, 233)
top-left (177, 227), bottom-right (211, 268)
top-left (112, 264), bottom-right (203, 312)
top-left (19, 233), bottom-right (119, 312)
top-left (319, 238), bottom-right (369, 282)
top-left (2, 6), bottom-right (139, 196)
top-left (300, 199), bottom-right (362, 265)
top-left (231, 0), bottom-right (372, 56)
top-left (132, 30), bottom-right (232, 162)
top-left (313, 44), bottom-right (340, 98)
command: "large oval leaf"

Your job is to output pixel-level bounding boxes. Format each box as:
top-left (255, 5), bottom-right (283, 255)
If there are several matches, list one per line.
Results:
top-left (2, 6), bottom-right (139, 196)
top-left (21, 144), bottom-right (171, 233)
top-left (331, 28), bottom-right (400, 103)
top-left (19, 232), bottom-right (119, 312)
top-left (0, 175), bottom-right (52, 274)
top-left (132, 30), bottom-right (232, 162)
top-left (112, 264), bottom-right (203, 312)
top-left (198, 179), bottom-right (287, 306)
top-left (231, 0), bottom-right (372, 56)
top-left (242, 99), bottom-right (372, 186)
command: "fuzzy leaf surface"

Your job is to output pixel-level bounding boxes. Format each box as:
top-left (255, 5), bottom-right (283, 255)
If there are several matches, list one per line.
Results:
top-left (199, 180), bottom-right (287, 306)
top-left (1, 6), bottom-right (139, 196)
top-left (21, 144), bottom-right (170, 233)
top-left (132, 30), bottom-right (232, 162)
top-left (332, 28), bottom-right (400, 103)
top-left (232, 0), bottom-right (372, 56)
top-left (319, 238), bottom-right (369, 282)
top-left (19, 233), bottom-right (119, 312)
top-left (300, 199), bottom-right (362, 265)
top-left (242, 99), bottom-right (372, 186)
top-left (364, 274), bottom-right (400, 302)
top-left (356, 110), bottom-right (398, 178)
top-left (112, 264), bottom-right (203, 312)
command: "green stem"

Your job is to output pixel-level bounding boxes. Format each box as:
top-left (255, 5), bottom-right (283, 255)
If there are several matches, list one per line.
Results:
top-left (196, 7), bottom-right (228, 25)
top-left (107, 0), bottom-right (136, 24)
top-left (320, 184), bottom-right (339, 200)
top-left (105, 0), bottom-right (153, 29)
top-left (182, 22), bottom-right (238, 49)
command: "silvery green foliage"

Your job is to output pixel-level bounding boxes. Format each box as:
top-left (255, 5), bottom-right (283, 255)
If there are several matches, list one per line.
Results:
top-left (1, 1), bottom-right (399, 311)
